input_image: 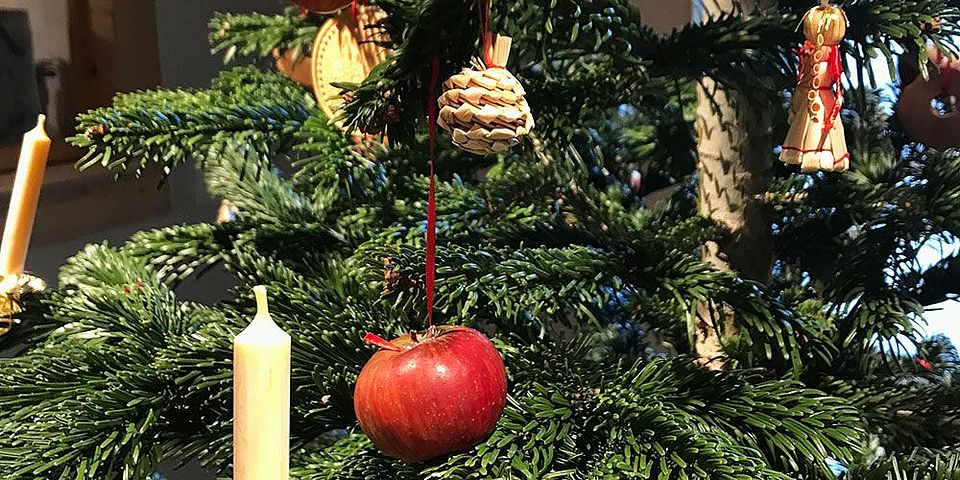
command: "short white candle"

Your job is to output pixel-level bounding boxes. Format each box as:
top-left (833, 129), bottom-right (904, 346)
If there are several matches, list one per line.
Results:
top-left (233, 286), bottom-right (291, 479)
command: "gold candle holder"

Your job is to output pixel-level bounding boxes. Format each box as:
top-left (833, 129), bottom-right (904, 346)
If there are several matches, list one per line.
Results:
top-left (217, 199), bottom-right (239, 224)
top-left (0, 274), bottom-right (46, 336)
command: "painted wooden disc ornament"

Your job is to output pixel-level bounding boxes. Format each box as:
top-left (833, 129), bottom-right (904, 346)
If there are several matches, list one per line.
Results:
top-left (437, 35), bottom-right (534, 155)
top-left (273, 48), bottom-right (313, 87)
top-left (311, 6), bottom-right (390, 125)
top-left (897, 43), bottom-right (960, 149)
top-left (780, 1), bottom-right (850, 172)
top-left (294, 0), bottom-right (351, 14)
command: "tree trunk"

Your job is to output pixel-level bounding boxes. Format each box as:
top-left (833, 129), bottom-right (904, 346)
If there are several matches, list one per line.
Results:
top-left (693, 0), bottom-right (773, 367)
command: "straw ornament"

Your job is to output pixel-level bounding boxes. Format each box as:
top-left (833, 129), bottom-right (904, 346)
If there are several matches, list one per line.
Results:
top-left (780, 0), bottom-right (850, 172)
top-left (437, 35), bottom-right (534, 155)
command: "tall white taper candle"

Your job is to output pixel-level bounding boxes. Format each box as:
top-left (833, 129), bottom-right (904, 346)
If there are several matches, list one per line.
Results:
top-left (0, 115), bottom-right (51, 279)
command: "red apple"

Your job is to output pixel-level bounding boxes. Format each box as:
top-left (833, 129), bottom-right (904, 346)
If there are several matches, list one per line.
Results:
top-left (353, 326), bottom-right (508, 462)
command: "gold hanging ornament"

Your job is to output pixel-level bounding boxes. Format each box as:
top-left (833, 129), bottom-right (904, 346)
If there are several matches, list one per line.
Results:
top-left (437, 34), bottom-right (534, 155)
top-left (0, 274), bottom-right (45, 336)
top-left (781, 1), bottom-right (849, 172)
top-left (216, 199), bottom-right (239, 224)
top-left (311, 6), bottom-right (390, 128)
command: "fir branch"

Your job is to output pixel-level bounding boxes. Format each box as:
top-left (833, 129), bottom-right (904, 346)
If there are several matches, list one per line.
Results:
top-left (918, 254), bottom-right (960, 306)
top-left (203, 145), bottom-right (329, 225)
top-left (368, 243), bottom-right (619, 333)
top-left (292, 435), bottom-right (419, 480)
top-left (69, 67), bottom-right (316, 175)
top-left (829, 379), bottom-right (960, 453)
top-left (57, 243), bottom-right (158, 290)
top-left (666, 365), bottom-right (863, 477)
top-left (0, 247), bottom-right (225, 479)
top-left (209, 8), bottom-right (323, 64)
top-left (590, 360), bottom-right (822, 479)
top-left (844, 448), bottom-right (960, 479)
top-left (123, 223), bottom-right (234, 286)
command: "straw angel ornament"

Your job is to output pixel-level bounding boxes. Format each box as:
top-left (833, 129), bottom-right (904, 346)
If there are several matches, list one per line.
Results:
top-left (781, 0), bottom-right (850, 172)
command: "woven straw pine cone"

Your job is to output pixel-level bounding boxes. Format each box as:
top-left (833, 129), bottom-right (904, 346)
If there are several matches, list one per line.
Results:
top-left (437, 37), bottom-right (533, 155)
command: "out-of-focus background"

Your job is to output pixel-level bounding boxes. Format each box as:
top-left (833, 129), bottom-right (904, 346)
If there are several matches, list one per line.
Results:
top-left (0, 1), bottom-right (292, 310)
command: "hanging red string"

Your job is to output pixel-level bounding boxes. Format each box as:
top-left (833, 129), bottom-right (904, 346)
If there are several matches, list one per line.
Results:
top-left (935, 50), bottom-right (957, 96)
top-left (478, 0), bottom-right (492, 66)
top-left (422, 1), bottom-right (490, 328)
top-left (351, 0), bottom-right (368, 19)
top-left (425, 56), bottom-right (440, 328)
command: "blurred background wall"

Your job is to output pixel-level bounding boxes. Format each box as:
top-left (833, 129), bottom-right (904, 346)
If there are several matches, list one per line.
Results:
top-left (0, 1), bottom-right (284, 309)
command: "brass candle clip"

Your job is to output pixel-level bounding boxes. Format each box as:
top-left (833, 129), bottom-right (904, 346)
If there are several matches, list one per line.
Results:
top-left (0, 274), bottom-right (46, 336)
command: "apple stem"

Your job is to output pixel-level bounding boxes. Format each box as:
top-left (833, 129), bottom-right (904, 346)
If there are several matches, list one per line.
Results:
top-left (363, 332), bottom-right (403, 352)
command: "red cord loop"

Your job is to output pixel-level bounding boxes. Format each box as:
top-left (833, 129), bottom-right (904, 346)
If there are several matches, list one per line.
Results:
top-left (421, 0), bottom-right (490, 327)
top-left (935, 50), bottom-right (956, 95)
top-left (479, 0), bottom-right (492, 66)
top-left (425, 56), bottom-right (440, 328)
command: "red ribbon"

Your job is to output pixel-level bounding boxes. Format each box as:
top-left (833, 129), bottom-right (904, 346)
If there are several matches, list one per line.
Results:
top-left (351, 0), bottom-right (368, 19)
top-left (822, 44), bottom-right (844, 142)
top-left (420, 2), bottom-right (492, 328)
top-left (425, 56), bottom-right (440, 328)
top-left (795, 41), bottom-right (845, 166)
top-left (479, 0), bottom-right (492, 66)
top-left (935, 50), bottom-right (956, 95)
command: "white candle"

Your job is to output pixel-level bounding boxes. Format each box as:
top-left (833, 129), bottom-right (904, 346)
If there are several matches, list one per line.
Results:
top-left (234, 286), bottom-right (291, 479)
top-left (0, 115), bottom-right (51, 279)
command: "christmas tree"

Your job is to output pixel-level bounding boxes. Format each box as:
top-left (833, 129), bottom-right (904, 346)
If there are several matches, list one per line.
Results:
top-left (2, 0), bottom-right (960, 478)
